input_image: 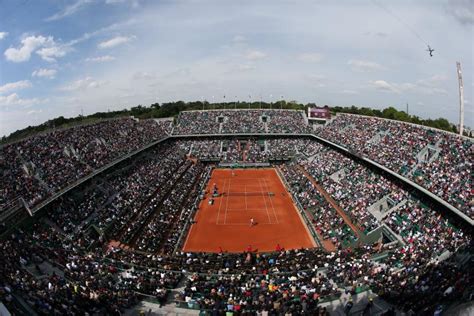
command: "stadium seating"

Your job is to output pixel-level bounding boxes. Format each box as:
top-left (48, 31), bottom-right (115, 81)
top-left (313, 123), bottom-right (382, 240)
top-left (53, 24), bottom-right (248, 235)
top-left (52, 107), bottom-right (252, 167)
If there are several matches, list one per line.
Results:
top-left (0, 118), bottom-right (171, 212)
top-left (174, 109), bottom-right (311, 135)
top-left (0, 110), bottom-right (472, 315)
top-left (315, 114), bottom-right (473, 219)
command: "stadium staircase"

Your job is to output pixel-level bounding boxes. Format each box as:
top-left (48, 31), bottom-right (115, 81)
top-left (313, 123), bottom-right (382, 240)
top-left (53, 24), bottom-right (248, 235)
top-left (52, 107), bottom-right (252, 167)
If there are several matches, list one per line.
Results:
top-left (300, 110), bottom-right (309, 125)
top-left (329, 168), bottom-right (346, 183)
top-left (11, 293), bottom-right (39, 316)
top-left (242, 141), bottom-right (251, 161)
top-left (33, 174), bottom-right (54, 194)
top-left (367, 196), bottom-right (408, 222)
top-left (42, 218), bottom-right (67, 237)
top-left (367, 130), bottom-right (389, 144)
top-left (407, 138), bottom-right (443, 177)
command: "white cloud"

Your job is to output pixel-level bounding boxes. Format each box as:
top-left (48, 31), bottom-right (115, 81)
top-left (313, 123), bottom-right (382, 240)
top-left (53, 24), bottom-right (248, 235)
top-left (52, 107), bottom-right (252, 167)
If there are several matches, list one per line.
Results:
top-left (0, 93), bottom-right (41, 107)
top-left (133, 71), bottom-right (156, 80)
top-left (245, 50), bottom-right (267, 60)
top-left (0, 32), bottom-right (8, 40)
top-left (342, 89), bottom-right (360, 95)
top-left (98, 35), bottom-right (135, 49)
top-left (32, 68), bottom-right (57, 79)
top-left (45, 0), bottom-right (92, 22)
top-left (365, 31), bottom-right (388, 37)
top-left (370, 80), bottom-right (400, 93)
top-left (85, 55), bottom-right (116, 62)
top-left (232, 35), bottom-right (246, 43)
top-left (348, 59), bottom-right (385, 72)
top-left (446, 0), bottom-right (474, 25)
top-left (0, 80), bottom-right (32, 94)
top-left (297, 53), bottom-right (323, 63)
top-left (27, 109), bottom-right (43, 115)
top-left (370, 78), bottom-right (448, 95)
top-left (4, 35), bottom-right (52, 62)
top-left (60, 77), bottom-right (107, 91)
top-left (4, 35), bottom-right (68, 63)
top-left (105, 0), bottom-right (140, 7)
top-left (305, 74), bottom-right (326, 87)
top-left (238, 64), bottom-right (256, 71)
top-left (416, 74), bottom-right (448, 87)
top-left (36, 45), bottom-right (70, 62)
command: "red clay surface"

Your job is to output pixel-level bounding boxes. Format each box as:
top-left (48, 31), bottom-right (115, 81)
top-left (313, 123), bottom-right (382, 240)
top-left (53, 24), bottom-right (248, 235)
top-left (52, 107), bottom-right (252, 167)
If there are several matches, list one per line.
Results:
top-left (182, 168), bottom-right (317, 253)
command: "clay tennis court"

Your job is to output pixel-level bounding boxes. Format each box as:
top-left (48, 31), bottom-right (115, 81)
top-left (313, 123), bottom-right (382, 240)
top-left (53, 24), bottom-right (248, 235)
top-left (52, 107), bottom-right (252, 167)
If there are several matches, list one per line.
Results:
top-left (182, 168), bottom-right (317, 253)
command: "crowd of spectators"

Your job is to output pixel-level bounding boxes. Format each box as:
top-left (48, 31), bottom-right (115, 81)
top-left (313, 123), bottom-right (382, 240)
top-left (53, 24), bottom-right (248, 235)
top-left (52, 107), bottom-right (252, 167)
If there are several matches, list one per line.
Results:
top-left (280, 164), bottom-right (358, 248)
top-left (174, 111), bottom-right (222, 134)
top-left (384, 198), bottom-right (467, 258)
top-left (47, 186), bottom-right (107, 235)
top-left (322, 165), bottom-right (403, 233)
top-left (118, 161), bottom-right (191, 245)
top-left (135, 163), bottom-right (207, 253)
top-left (296, 145), bottom-right (396, 233)
top-left (181, 137), bottom-right (324, 164)
top-left (174, 110), bottom-right (311, 135)
top-left (0, 112), bottom-right (472, 315)
top-left (0, 222), bottom-right (183, 315)
top-left (0, 118), bottom-right (171, 213)
top-left (221, 110), bottom-right (266, 134)
top-left (1, 217), bottom-right (470, 315)
top-left (316, 114), bottom-right (473, 219)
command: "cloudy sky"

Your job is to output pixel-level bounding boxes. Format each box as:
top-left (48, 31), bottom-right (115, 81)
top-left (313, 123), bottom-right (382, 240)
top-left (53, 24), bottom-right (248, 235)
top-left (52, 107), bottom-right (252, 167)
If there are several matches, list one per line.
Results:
top-left (0, 0), bottom-right (472, 136)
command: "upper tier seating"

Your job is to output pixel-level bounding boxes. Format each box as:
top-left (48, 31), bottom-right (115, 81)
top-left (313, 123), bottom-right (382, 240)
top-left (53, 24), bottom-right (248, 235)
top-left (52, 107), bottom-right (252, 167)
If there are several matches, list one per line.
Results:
top-left (0, 118), bottom-right (171, 212)
top-left (174, 109), bottom-right (311, 135)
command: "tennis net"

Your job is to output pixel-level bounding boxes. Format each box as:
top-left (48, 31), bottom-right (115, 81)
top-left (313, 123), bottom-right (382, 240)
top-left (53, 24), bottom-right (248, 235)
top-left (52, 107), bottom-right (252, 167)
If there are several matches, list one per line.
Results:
top-left (222, 192), bottom-right (274, 197)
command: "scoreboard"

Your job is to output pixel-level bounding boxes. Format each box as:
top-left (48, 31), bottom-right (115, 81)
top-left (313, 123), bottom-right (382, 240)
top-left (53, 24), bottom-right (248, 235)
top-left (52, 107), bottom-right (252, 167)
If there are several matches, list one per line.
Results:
top-left (308, 106), bottom-right (331, 121)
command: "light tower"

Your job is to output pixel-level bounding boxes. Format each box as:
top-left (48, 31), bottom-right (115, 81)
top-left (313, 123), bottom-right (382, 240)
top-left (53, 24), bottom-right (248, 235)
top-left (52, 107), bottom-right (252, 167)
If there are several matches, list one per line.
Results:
top-left (456, 62), bottom-right (464, 136)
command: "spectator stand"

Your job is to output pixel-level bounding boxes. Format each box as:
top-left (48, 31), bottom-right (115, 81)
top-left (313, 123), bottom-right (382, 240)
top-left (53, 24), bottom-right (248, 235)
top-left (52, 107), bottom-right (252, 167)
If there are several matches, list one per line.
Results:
top-left (310, 132), bottom-right (474, 227)
top-left (173, 166), bottom-right (213, 254)
top-left (275, 165), bottom-right (325, 249)
top-left (315, 113), bottom-right (473, 223)
top-left (0, 118), bottom-right (173, 238)
top-left (1, 111), bottom-right (473, 316)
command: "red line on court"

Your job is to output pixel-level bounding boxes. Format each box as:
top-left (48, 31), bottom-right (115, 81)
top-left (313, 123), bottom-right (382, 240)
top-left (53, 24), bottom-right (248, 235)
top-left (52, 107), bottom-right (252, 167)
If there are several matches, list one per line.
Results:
top-left (182, 168), bottom-right (317, 253)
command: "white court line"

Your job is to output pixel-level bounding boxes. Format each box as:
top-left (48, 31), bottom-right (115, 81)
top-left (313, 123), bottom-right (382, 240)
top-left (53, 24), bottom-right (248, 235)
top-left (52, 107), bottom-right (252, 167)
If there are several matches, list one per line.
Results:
top-left (216, 178), bottom-right (226, 225)
top-left (258, 178), bottom-right (272, 224)
top-left (223, 178), bottom-right (231, 225)
top-left (216, 222), bottom-right (278, 226)
top-left (226, 208), bottom-right (269, 212)
top-left (263, 177), bottom-right (279, 224)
